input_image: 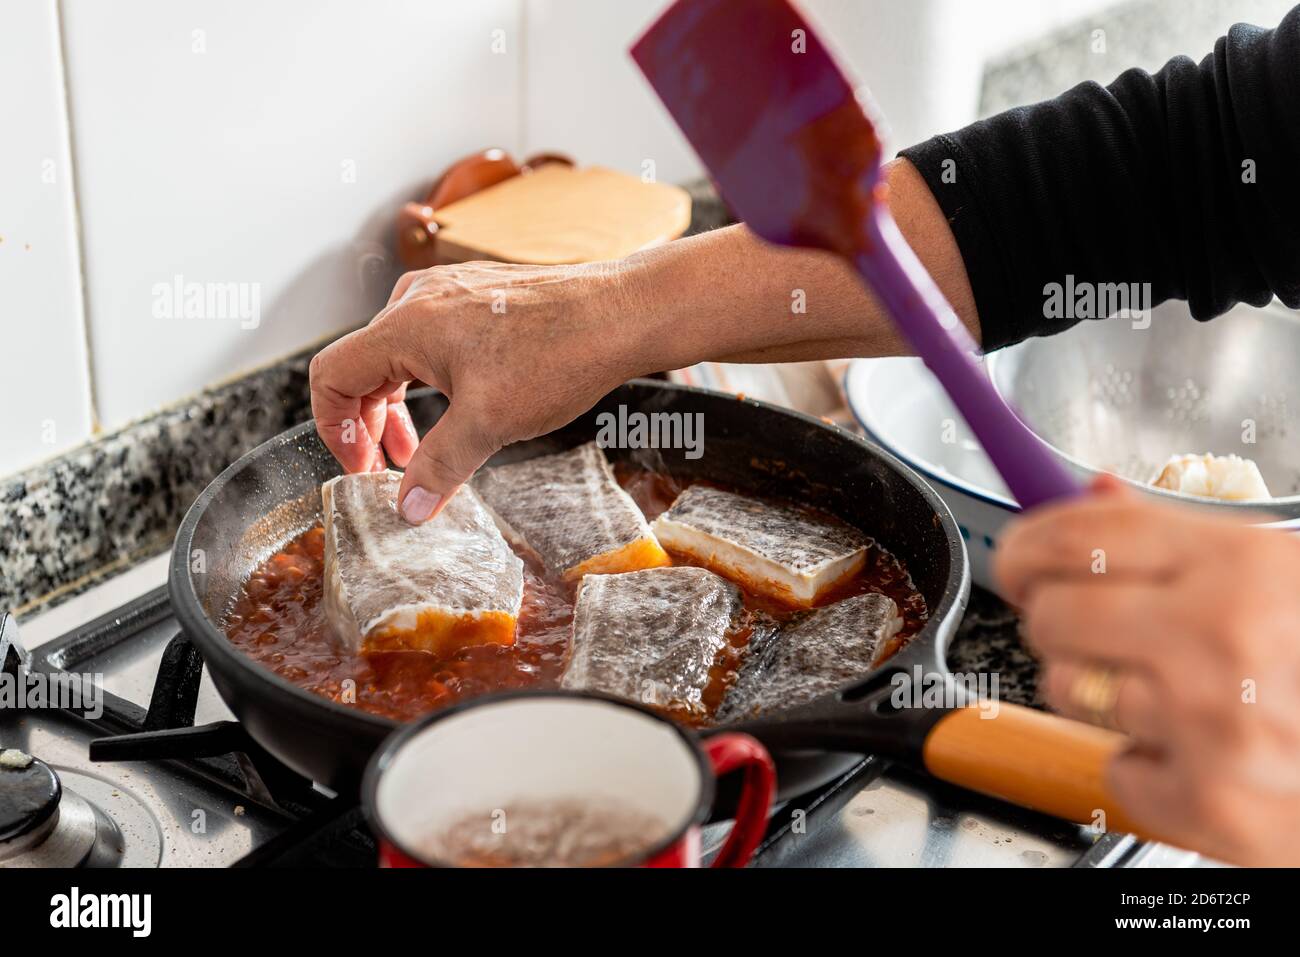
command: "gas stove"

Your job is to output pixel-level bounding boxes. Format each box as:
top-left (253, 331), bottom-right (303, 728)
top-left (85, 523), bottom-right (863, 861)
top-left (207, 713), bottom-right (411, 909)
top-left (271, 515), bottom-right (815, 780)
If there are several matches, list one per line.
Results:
top-left (1, 595), bottom-right (320, 867)
top-left (0, 563), bottom-right (1195, 869)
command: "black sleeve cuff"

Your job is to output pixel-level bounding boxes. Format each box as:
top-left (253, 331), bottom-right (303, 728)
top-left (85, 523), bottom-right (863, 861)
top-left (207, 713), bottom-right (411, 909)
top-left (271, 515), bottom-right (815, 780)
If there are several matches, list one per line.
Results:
top-left (898, 135), bottom-right (1019, 352)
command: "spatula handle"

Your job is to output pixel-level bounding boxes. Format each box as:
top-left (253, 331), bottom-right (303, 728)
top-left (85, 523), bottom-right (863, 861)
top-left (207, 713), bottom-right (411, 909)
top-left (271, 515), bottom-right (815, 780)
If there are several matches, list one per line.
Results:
top-left (854, 211), bottom-right (1081, 509)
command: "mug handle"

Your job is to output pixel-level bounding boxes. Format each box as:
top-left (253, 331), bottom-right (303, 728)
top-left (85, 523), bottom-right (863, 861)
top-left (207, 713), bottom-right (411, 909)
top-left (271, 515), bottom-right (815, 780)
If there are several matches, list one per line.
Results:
top-left (703, 733), bottom-right (776, 868)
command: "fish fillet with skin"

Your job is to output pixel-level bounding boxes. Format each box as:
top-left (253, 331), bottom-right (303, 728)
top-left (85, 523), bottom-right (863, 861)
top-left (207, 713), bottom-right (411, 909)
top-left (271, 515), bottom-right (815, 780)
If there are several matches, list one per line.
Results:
top-left (717, 593), bottom-right (903, 722)
top-left (472, 441), bottom-right (670, 581)
top-left (651, 485), bottom-right (869, 607)
top-left (562, 567), bottom-right (743, 718)
top-left (322, 471), bottom-right (524, 656)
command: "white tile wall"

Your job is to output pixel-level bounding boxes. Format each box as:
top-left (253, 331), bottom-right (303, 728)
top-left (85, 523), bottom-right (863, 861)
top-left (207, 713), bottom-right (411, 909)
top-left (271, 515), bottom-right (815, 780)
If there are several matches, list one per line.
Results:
top-left (0, 0), bottom-right (93, 472)
top-left (521, 0), bottom-right (702, 187)
top-left (802, 0), bottom-right (1117, 150)
top-left (61, 0), bottom-right (521, 430)
top-left (521, 0), bottom-right (1116, 184)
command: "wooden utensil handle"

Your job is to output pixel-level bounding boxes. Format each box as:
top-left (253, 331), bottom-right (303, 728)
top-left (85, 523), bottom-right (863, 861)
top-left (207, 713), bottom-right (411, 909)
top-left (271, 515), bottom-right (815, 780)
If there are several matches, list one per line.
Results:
top-left (922, 702), bottom-right (1151, 838)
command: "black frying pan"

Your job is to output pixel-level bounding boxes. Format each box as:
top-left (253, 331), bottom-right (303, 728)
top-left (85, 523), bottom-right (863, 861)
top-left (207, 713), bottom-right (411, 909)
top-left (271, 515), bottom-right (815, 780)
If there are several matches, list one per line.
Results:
top-left (169, 381), bottom-right (1143, 831)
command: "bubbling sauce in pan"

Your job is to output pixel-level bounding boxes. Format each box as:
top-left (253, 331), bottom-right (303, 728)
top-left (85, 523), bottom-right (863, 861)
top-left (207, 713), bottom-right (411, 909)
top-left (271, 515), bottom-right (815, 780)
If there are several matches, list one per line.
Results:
top-left (224, 470), bottom-right (928, 724)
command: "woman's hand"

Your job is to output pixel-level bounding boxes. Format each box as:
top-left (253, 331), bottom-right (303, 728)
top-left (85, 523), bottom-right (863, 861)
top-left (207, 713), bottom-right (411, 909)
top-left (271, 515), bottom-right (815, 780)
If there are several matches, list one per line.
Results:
top-left (309, 160), bottom-right (977, 524)
top-left (309, 260), bottom-right (651, 522)
top-left (995, 476), bottom-right (1300, 865)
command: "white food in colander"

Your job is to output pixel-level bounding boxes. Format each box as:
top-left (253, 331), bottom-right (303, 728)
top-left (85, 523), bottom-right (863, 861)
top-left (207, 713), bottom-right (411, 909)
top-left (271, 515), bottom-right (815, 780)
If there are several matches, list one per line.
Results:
top-left (1150, 453), bottom-right (1272, 502)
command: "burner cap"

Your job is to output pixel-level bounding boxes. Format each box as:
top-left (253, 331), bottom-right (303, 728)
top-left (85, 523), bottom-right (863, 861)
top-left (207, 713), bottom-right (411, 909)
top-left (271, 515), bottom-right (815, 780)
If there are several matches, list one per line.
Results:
top-left (0, 755), bottom-right (60, 844)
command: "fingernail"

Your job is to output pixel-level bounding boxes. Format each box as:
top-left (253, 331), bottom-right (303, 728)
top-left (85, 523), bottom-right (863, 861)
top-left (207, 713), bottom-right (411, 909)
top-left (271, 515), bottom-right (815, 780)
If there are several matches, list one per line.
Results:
top-left (400, 487), bottom-right (440, 524)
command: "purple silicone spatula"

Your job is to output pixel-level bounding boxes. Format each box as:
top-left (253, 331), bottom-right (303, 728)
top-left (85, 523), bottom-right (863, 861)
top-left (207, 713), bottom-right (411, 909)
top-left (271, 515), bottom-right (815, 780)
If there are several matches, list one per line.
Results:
top-left (631, 0), bottom-right (1080, 508)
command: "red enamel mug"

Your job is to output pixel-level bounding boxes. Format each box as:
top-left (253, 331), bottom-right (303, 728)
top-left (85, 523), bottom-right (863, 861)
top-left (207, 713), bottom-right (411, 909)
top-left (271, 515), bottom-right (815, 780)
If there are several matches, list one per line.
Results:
top-left (363, 690), bottom-right (776, 868)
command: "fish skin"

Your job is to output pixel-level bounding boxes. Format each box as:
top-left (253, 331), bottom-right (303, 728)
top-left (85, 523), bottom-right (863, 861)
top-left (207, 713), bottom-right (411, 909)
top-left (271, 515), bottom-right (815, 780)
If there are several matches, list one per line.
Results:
top-left (716, 592), bottom-right (902, 723)
top-left (562, 566), bottom-right (743, 717)
top-left (473, 442), bottom-right (667, 579)
top-left (652, 484), bottom-right (869, 605)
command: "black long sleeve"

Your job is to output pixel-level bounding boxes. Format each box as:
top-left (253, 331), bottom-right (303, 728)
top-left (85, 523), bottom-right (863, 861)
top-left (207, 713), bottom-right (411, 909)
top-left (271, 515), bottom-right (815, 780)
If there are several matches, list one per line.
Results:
top-left (899, 5), bottom-right (1300, 351)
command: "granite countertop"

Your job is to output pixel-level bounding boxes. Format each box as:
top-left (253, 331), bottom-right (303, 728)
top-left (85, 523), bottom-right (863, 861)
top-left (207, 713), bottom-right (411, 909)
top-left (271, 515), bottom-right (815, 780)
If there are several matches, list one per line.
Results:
top-left (0, 354), bottom-right (315, 618)
top-left (948, 586), bottom-right (1040, 707)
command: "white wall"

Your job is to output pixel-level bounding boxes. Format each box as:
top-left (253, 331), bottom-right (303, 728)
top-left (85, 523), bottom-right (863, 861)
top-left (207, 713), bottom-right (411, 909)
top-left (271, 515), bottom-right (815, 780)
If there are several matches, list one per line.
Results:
top-left (522, 0), bottom-right (700, 187)
top-left (0, 0), bottom-right (93, 471)
top-left (519, 0), bottom-right (1118, 187)
top-left (803, 0), bottom-right (1117, 150)
top-left (1, 0), bottom-right (1119, 476)
top-left (63, 0), bottom-right (520, 431)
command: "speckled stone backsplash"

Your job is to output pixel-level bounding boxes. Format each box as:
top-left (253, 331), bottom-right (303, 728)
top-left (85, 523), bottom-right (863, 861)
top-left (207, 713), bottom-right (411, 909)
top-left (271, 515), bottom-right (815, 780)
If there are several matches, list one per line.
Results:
top-left (1, 354), bottom-right (315, 617)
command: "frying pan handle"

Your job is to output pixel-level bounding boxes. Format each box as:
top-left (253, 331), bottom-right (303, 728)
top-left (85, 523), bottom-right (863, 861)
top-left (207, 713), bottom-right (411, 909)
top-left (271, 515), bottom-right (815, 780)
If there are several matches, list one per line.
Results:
top-left (734, 679), bottom-right (1169, 842)
top-left (921, 702), bottom-right (1155, 837)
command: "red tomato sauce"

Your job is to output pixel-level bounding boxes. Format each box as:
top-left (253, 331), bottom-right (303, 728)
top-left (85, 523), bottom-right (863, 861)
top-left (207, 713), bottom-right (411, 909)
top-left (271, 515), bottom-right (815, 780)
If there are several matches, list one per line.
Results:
top-left (224, 470), bottom-right (928, 724)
